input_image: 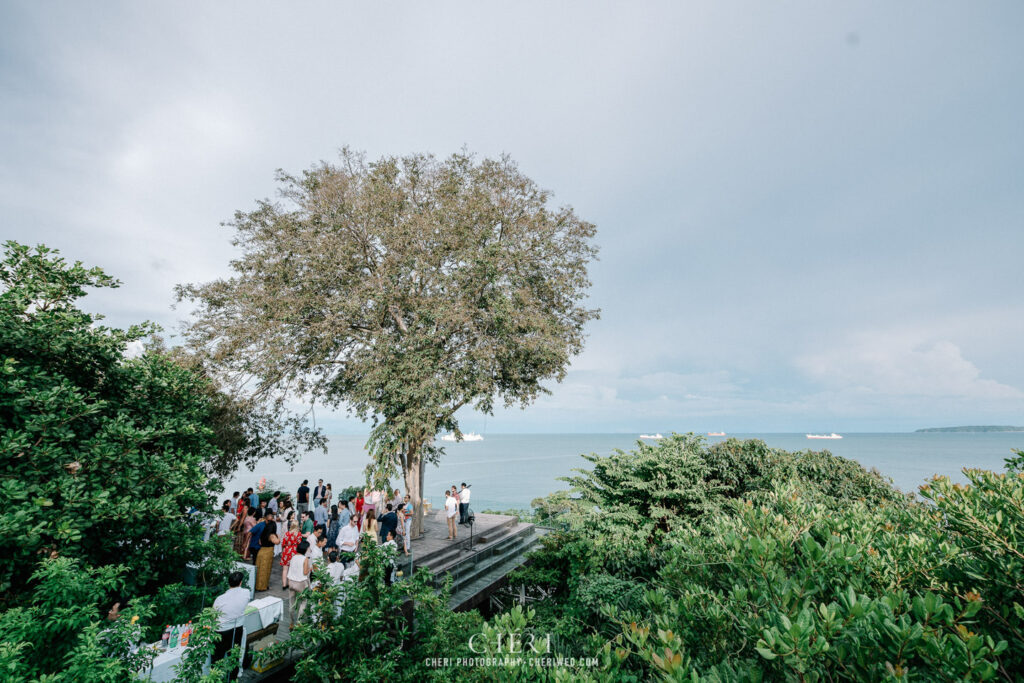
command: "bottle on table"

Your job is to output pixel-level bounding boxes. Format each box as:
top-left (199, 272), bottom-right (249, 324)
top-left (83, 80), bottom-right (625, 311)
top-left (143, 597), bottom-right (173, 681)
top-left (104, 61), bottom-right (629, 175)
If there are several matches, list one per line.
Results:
top-left (180, 621), bottom-right (192, 647)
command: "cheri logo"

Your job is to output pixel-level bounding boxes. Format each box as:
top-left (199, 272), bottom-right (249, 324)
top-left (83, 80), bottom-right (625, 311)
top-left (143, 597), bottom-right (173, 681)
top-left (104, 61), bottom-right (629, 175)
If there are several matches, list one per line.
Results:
top-left (468, 631), bottom-right (552, 655)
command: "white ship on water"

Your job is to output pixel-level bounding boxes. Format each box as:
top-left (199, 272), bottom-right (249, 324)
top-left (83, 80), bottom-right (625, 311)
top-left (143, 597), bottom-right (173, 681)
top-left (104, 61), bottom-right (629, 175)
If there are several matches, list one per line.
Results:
top-left (806, 433), bottom-right (843, 440)
top-left (707, 431), bottom-right (726, 437)
top-left (440, 432), bottom-right (484, 442)
top-left (640, 433), bottom-right (664, 440)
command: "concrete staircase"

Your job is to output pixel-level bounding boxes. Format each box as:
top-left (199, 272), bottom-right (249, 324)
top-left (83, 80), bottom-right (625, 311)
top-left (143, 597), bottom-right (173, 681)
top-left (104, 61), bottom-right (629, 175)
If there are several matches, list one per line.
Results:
top-left (406, 518), bottom-right (545, 609)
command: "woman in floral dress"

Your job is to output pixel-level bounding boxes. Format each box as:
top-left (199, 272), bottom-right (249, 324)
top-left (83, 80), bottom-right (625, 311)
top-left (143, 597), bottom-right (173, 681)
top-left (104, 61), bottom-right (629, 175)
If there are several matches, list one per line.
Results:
top-left (279, 521), bottom-right (302, 589)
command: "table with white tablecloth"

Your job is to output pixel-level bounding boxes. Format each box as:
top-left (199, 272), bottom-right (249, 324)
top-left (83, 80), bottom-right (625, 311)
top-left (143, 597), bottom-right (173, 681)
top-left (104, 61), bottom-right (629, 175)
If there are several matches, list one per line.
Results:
top-left (138, 595), bottom-right (283, 681)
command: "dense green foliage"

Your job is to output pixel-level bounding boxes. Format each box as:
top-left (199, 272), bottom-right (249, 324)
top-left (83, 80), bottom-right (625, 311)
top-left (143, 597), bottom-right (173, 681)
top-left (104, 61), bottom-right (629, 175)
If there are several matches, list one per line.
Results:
top-left (262, 540), bottom-right (481, 682)
top-left (0, 242), bottom-right (261, 680)
top-left (496, 434), bottom-right (1024, 681)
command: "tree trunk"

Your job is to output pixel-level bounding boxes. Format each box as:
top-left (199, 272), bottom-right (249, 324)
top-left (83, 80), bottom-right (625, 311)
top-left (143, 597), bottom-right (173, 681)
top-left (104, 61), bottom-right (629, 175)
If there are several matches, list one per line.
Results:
top-left (404, 441), bottom-right (425, 539)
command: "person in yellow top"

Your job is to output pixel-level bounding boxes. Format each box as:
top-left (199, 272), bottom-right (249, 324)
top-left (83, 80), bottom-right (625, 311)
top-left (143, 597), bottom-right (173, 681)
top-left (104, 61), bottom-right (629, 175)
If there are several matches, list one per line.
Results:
top-left (363, 509), bottom-right (380, 545)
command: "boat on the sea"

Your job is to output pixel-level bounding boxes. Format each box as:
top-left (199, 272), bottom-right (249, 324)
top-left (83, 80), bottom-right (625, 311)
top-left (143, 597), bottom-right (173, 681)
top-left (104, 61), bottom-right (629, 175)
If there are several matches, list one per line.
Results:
top-left (639, 433), bottom-right (664, 440)
top-left (441, 432), bottom-right (484, 442)
top-left (707, 431), bottom-right (726, 436)
top-left (806, 433), bottom-right (843, 440)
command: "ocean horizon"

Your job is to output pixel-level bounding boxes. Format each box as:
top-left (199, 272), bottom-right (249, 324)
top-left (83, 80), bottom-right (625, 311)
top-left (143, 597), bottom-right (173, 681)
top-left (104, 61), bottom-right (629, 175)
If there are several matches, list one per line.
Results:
top-left (221, 431), bottom-right (1024, 512)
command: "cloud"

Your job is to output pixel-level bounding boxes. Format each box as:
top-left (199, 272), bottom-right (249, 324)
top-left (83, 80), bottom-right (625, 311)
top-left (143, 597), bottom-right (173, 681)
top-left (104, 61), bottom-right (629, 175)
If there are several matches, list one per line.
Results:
top-left (797, 335), bottom-right (1023, 400)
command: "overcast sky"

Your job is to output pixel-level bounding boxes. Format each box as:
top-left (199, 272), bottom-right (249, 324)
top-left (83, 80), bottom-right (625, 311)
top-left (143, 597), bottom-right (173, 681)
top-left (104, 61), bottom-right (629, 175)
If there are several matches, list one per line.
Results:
top-left (3, 2), bottom-right (1022, 433)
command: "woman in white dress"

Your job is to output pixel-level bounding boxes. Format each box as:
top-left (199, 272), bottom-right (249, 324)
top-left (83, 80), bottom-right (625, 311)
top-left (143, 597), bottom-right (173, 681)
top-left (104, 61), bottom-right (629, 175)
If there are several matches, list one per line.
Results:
top-left (444, 490), bottom-right (458, 540)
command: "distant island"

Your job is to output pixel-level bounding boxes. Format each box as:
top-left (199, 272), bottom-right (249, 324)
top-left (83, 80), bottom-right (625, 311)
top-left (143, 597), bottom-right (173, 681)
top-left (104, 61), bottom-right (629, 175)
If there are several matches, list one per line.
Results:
top-left (916, 425), bottom-right (1024, 433)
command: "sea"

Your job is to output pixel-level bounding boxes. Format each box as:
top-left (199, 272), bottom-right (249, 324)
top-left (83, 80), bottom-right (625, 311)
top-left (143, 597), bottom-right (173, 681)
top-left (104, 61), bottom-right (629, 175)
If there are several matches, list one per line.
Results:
top-left (220, 432), bottom-right (1024, 512)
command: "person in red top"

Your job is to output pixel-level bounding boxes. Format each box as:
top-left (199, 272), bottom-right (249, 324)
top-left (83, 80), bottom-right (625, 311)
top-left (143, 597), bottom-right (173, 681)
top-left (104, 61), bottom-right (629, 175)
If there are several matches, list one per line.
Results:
top-left (354, 491), bottom-right (365, 530)
top-left (279, 521), bottom-right (302, 589)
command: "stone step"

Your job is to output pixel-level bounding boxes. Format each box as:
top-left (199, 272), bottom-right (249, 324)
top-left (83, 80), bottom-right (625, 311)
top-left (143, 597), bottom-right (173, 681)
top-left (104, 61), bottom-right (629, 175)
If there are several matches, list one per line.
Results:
top-left (432, 526), bottom-right (539, 598)
top-left (411, 516), bottom-right (519, 568)
top-left (447, 535), bottom-right (546, 611)
top-left (429, 524), bottom-right (536, 581)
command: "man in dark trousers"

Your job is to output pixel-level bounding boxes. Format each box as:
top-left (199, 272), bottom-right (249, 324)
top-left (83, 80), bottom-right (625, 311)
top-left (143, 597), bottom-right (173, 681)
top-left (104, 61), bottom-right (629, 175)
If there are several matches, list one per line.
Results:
top-left (312, 479), bottom-right (327, 507)
top-left (296, 480), bottom-right (310, 515)
top-left (378, 503), bottom-right (399, 544)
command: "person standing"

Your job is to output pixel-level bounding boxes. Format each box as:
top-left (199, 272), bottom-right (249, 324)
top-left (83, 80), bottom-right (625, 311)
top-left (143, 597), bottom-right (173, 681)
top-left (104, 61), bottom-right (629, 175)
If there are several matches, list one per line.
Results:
top-left (212, 571), bottom-right (249, 680)
top-left (296, 480), bottom-right (310, 515)
top-left (300, 510), bottom-right (314, 535)
top-left (382, 531), bottom-right (398, 587)
top-left (287, 540), bottom-right (311, 627)
top-left (267, 491), bottom-right (280, 514)
top-left (337, 515), bottom-right (360, 559)
top-left (363, 509), bottom-right (380, 546)
top-left (236, 505), bottom-right (255, 559)
top-left (362, 488), bottom-right (377, 521)
top-left (459, 483), bottom-right (471, 525)
top-left (255, 513), bottom-right (279, 591)
top-left (354, 491), bottom-right (365, 529)
top-left (338, 499), bottom-right (352, 529)
top-left (230, 491), bottom-right (241, 516)
top-left (305, 527), bottom-right (326, 561)
top-left (378, 504), bottom-right (398, 545)
top-left (326, 505), bottom-right (340, 549)
top-left (247, 510), bottom-right (265, 563)
top-left (314, 498), bottom-right (329, 529)
top-left (324, 483), bottom-right (333, 506)
top-left (218, 501), bottom-right (237, 536)
top-left (401, 495), bottom-right (413, 555)
top-left (248, 488), bottom-right (260, 510)
top-left (325, 551), bottom-right (344, 583)
top-left (279, 521), bottom-right (302, 589)
top-left (312, 479), bottom-right (327, 508)
top-left (444, 490), bottom-right (458, 540)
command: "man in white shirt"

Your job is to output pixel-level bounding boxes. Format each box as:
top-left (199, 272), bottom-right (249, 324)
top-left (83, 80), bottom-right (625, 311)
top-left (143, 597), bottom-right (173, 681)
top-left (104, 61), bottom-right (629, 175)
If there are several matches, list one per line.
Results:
top-left (218, 504), bottom-right (237, 536)
top-left (212, 572), bottom-right (249, 678)
top-left (459, 483), bottom-right (471, 525)
top-left (342, 557), bottom-right (360, 581)
top-left (306, 528), bottom-right (325, 560)
top-left (337, 517), bottom-right (360, 556)
top-left (325, 551), bottom-right (344, 583)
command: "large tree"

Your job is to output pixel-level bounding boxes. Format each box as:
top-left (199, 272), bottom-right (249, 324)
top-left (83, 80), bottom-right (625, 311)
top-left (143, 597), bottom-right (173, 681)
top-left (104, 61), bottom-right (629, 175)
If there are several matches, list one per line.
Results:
top-left (177, 149), bottom-right (599, 536)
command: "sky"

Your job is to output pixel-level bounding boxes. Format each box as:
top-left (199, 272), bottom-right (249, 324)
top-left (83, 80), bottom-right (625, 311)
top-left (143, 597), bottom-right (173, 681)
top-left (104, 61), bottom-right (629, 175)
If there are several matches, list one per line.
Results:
top-left (2, 2), bottom-right (1023, 433)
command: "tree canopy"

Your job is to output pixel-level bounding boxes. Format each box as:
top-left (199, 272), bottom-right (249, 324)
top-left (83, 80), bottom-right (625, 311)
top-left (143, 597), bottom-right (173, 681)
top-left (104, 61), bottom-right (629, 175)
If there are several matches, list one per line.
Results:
top-left (177, 149), bottom-right (600, 534)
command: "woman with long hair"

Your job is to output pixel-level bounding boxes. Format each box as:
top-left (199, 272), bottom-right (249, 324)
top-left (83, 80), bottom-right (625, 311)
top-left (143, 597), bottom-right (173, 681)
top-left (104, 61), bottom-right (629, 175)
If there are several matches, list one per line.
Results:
top-left (401, 495), bottom-right (413, 555)
top-left (255, 517), bottom-right (279, 591)
top-left (279, 520), bottom-right (302, 589)
top-left (239, 506), bottom-right (257, 560)
top-left (326, 504), bottom-right (340, 549)
top-left (231, 504), bottom-right (249, 557)
top-left (287, 540), bottom-right (311, 627)
top-left (362, 488), bottom-right (377, 522)
top-left (325, 483), bottom-right (333, 507)
top-left (363, 509), bottom-right (379, 546)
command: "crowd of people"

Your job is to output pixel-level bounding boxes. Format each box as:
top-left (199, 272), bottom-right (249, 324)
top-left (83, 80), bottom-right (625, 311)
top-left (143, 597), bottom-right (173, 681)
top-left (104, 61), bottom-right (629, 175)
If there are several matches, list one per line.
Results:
top-left (203, 478), bottom-right (475, 674)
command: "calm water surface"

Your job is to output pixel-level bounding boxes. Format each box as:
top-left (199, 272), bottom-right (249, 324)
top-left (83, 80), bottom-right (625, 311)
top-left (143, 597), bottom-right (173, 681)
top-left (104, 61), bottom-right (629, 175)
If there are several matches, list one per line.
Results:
top-left (221, 432), bottom-right (1024, 511)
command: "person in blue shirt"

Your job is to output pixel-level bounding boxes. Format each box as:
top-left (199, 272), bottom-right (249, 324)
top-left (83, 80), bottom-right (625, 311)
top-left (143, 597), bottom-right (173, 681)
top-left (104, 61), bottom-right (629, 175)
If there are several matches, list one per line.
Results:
top-left (248, 510), bottom-right (266, 566)
top-left (313, 498), bottom-right (329, 528)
